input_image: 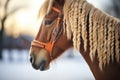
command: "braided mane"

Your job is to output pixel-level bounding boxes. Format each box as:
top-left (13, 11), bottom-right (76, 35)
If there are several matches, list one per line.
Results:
top-left (63, 0), bottom-right (120, 70)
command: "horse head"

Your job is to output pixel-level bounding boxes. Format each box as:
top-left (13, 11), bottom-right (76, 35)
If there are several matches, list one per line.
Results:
top-left (29, 0), bottom-right (120, 79)
top-left (29, 0), bottom-right (72, 71)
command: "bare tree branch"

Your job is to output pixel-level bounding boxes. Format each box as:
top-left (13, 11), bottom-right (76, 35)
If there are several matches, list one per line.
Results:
top-left (0, 1), bottom-right (2, 6)
top-left (5, 0), bottom-right (10, 9)
top-left (4, 0), bottom-right (10, 15)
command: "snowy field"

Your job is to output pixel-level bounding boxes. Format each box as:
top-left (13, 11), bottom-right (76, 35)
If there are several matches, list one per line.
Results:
top-left (0, 49), bottom-right (95, 80)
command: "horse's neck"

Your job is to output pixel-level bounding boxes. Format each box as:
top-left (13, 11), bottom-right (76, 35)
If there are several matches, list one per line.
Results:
top-left (79, 39), bottom-right (120, 80)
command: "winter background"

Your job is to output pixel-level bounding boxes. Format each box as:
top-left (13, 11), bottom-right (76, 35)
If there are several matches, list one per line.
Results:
top-left (0, 0), bottom-right (120, 80)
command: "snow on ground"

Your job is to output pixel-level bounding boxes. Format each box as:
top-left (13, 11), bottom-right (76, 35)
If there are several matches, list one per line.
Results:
top-left (87, 0), bottom-right (112, 10)
top-left (0, 49), bottom-right (95, 80)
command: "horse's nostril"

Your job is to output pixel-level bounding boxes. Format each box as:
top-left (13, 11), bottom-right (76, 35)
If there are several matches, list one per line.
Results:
top-left (39, 60), bottom-right (46, 71)
top-left (30, 54), bottom-right (34, 64)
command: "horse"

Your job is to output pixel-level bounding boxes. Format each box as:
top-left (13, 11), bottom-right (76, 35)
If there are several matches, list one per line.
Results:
top-left (29, 0), bottom-right (120, 80)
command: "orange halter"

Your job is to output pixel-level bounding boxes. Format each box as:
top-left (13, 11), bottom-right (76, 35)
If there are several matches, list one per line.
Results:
top-left (31, 7), bottom-right (63, 60)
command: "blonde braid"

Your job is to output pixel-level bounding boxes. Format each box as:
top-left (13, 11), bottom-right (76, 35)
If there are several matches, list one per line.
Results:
top-left (63, 0), bottom-right (74, 39)
top-left (97, 11), bottom-right (104, 70)
top-left (66, 5), bottom-right (72, 39)
top-left (102, 15), bottom-right (108, 67)
top-left (77, 1), bottom-right (82, 50)
top-left (81, 2), bottom-right (87, 51)
top-left (76, 0), bottom-right (81, 50)
top-left (100, 13), bottom-right (107, 68)
top-left (73, 0), bottom-right (79, 49)
top-left (115, 22), bottom-right (120, 62)
top-left (92, 10), bottom-right (98, 60)
top-left (107, 18), bottom-right (113, 64)
top-left (82, 2), bottom-right (91, 51)
top-left (89, 8), bottom-right (96, 61)
top-left (77, 0), bottom-right (86, 50)
top-left (103, 15), bottom-right (108, 66)
top-left (111, 20), bottom-right (115, 62)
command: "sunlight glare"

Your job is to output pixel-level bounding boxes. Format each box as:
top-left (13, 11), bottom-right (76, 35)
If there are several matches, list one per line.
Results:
top-left (5, 0), bottom-right (45, 37)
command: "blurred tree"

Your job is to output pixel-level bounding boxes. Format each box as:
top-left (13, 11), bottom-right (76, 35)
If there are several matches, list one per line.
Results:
top-left (0, 0), bottom-right (10, 60)
top-left (112, 0), bottom-right (120, 18)
top-left (0, 0), bottom-right (27, 60)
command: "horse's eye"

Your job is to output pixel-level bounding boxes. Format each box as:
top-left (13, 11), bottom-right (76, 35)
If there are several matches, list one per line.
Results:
top-left (44, 20), bottom-right (53, 26)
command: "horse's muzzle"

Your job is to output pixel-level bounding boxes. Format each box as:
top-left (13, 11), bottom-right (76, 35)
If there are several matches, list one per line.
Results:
top-left (31, 60), bottom-right (46, 71)
top-left (30, 55), bottom-right (46, 71)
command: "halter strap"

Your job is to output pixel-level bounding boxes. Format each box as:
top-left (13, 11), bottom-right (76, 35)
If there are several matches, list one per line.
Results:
top-left (31, 7), bottom-right (63, 60)
top-left (52, 7), bottom-right (62, 14)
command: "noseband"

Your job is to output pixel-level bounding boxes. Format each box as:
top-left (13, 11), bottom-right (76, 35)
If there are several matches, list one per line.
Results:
top-left (31, 7), bottom-right (63, 60)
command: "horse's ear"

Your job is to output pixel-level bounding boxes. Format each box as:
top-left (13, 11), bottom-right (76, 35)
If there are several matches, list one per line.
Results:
top-left (47, 0), bottom-right (54, 14)
top-left (37, 0), bottom-right (54, 20)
